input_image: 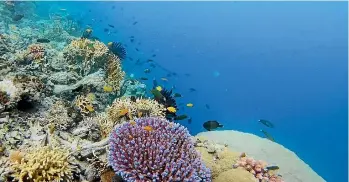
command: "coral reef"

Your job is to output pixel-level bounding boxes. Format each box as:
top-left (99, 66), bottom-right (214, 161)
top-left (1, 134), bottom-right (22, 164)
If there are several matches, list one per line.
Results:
top-left (10, 146), bottom-right (78, 182)
top-left (108, 117), bottom-right (212, 181)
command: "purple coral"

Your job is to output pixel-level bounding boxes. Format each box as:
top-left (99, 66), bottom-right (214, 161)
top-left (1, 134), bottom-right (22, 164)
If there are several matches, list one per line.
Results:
top-left (108, 117), bottom-right (211, 182)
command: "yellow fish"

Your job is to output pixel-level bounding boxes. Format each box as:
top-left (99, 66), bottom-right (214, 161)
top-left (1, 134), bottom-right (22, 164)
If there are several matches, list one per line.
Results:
top-left (156, 86), bottom-right (162, 92)
top-left (107, 42), bottom-right (113, 47)
top-left (167, 107), bottom-right (176, 113)
top-left (186, 103), bottom-right (194, 107)
top-left (86, 105), bottom-right (94, 112)
top-left (103, 85), bottom-right (113, 92)
top-left (143, 126), bottom-right (153, 132)
top-left (137, 111), bottom-right (143, 118)
top-left (119, 108), bottom-right (128, 116)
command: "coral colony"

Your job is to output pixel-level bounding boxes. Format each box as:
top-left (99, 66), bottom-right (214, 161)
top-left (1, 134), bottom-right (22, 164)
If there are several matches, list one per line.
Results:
top-left (108, 117), bottom-right (212, 181)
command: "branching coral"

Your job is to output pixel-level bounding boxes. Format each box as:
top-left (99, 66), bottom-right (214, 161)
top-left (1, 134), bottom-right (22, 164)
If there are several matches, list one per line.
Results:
top-left (94, 112), bottom-right (115, 139)
top-left (105, 54), bottom-right (125, 91)
top-left (74, 95), bottom-right (95, 116)
top-left (10, 146), bottom-right (78, 182)
top-left (233, 153), bottom-right (284, 182)
top-left (44, 100), bottom-right (74, 130)
top-left (106, 97), bottom-right (166, 125)
top-left (108, 117), bottom-right (212, 181)
top-left (63, 38), bottom-right (109, 76)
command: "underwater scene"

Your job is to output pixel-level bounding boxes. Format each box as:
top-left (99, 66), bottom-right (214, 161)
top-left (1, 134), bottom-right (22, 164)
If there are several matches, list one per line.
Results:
top-left (0, 1), bottom-right (347, 182)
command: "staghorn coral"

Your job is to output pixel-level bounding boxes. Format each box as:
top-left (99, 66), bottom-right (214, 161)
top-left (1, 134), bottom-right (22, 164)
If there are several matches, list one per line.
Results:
top-left (105, 54), bottom-right (125, 91)
top-left (94, 112), bottom-right (115, 139)
top-left (74, 94), bottom-right (95, 116)
top-left (106, 97), bottom-right (166, 125)
top-left (133, 97), bottom-right (166, 118)
top-left (10, 146), bottom-right (78, 182)
top-left (63, 38), bottom-right (109, 76)
top-left (233, 153), bottom-right (284, 182)
top-left (106, 97), bottom-right (137, 123)
top-left (108, 117), bottom-right (212, 182)
top-left (44, 100), bottom-right (74, 130)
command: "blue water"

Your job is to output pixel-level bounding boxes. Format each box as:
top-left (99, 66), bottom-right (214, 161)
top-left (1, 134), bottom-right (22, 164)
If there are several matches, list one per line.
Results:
top-left (37, 1), bottom-right (348, 182)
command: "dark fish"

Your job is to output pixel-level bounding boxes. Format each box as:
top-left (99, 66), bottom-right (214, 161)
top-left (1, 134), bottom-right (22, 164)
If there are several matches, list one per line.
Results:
top-left (147, 59), bottom-right (154, 62)
top-left (135, 48), bottom-right (139, 52)
top-left (129, 57), bottom-right (134, 61)
top-left (88, 9), bottom-right (92, 12)
top-left (173, 93), bottom-right (182, 98)
top-left (189, 88), bottom-right (196, 92)
top-left (12, 14), bottom-right (24, 21)
top-left (260, 129), bottom-right (275, 142)
top-left (144, 69), bottom-right (151, 73)
top-left (258, 119), bottom-right (274, 128)
top-left (37, 38), bottom-right (50, 43)
top-left (203, 120), bottom-right (223, 131)
top-left (108, 24), bottom-right (115, 28)
top-left (266, 166), bottom-right (280, 171)
top-left (172, 72), bottom-right (177, 76)
top-left (166, 73), bottom-right (172, 77)
top-left (205, 104), bottom-right (210, 109)
top-left (188, 117), bottom-right (192, 124)
top-left (130, 39), bottom-right (135, 43)
top-left (152, 54), bottom-right (156, 57)
top-left (175, 115), bottom-right (188, 121)
top-left (151, 89), bottom-right (165, 100)
top-left (185, 73), bottom-right (191, 77)
top-left (104, 28), bottom-right (109, 32)
top-left (133, 21), bottom-right (138, 25)
top-left (149, 63), bottom-right (156, 68)
top-left (140, 77), bottom-right (148, 80)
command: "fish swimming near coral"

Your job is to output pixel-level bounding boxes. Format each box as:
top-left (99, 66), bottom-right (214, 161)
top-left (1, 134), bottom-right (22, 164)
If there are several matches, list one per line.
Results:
top-left (12, 14), bottom-right (24, 21)
top-left (140, 77), bottom-right (148, 81)
top-left (174, 115), bottom-right (188, 121)
top-left (167, 106), bottom-right (176, 113)
top-left (173, 93), bottom-right (182, 98)
top-left (108, 24), bottom-right (115, 28)
top-left (103, 85), bottom-right (113, 92)
top-left (186, 103), bottom-right (193, 107)
top-left (37, 38), bottom-right (50, 43)
top-left (266, 165), bottom-right (280, 171)
top-left (258, 119), bottom-right (274, 128)
top-left (119, 109), bottom-right (128, 117)
top-left (203, 120), bottom-right (223, 131)
top-left (260, 129), bottom-right (275, 142)
top-left (82, 28), bottom-right (93, 39)
top-left (156, 86), bottom-right (162, 91)
top-left (151, 89), bottom-right (165, 101)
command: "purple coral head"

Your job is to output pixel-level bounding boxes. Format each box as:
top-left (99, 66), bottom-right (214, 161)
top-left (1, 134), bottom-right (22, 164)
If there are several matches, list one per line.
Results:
top-left (108, 117), bottom-right (212, 182)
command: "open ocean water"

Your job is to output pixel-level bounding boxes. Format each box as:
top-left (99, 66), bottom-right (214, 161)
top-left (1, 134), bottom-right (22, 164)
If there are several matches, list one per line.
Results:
top-left (0, 1), bottom-right (347, 182)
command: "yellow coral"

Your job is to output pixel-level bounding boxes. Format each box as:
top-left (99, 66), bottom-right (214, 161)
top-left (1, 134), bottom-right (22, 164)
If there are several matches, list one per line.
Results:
top-left (133, 98), bottom-right (166, 118)
top-left (105, 54), bottom-right (125, 91)
top-left (106, 97), bottom-right (137, 122)
top-left (75, 95), bottom-right (94, 115)
top-left (10, 146), bottom-right (76, 182)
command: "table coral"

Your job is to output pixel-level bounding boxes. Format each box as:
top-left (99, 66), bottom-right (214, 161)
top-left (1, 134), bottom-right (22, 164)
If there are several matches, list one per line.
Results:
top-left (108, 117), bottom-right (212, 181)
top-left (10, 146), bottom-right (78, 182)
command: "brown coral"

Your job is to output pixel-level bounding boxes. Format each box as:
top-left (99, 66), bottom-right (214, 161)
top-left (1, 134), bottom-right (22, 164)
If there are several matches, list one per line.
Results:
top-left (26, 44), bottom-right (45, 61)
top-left (75, 95), bottom-right (95, 116)
top-left (10, 146), bottom-right (77, 182)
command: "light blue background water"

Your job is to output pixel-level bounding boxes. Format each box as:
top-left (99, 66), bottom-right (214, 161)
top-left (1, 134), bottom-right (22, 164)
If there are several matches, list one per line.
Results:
top-left (36, 2), bottom-right (348, 182)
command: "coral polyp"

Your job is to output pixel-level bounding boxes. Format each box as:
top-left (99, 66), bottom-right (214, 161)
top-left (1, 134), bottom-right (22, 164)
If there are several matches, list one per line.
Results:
top-left (108, 117), bottom-right (212, 181)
